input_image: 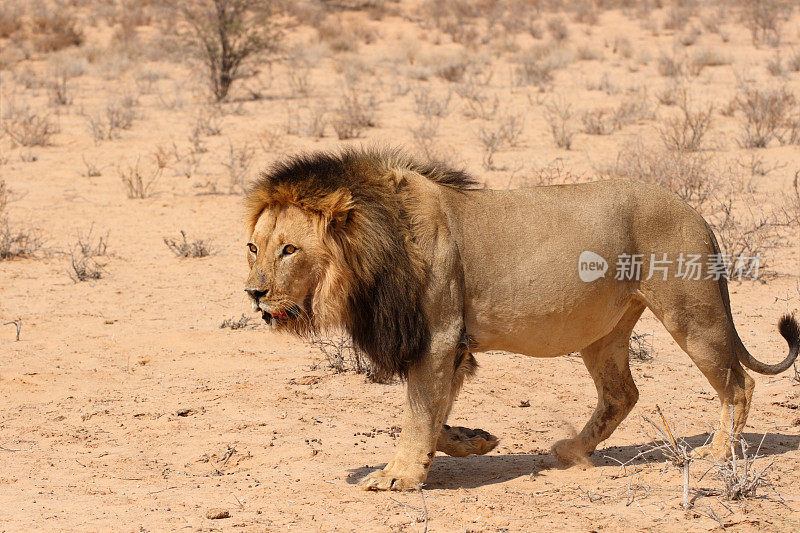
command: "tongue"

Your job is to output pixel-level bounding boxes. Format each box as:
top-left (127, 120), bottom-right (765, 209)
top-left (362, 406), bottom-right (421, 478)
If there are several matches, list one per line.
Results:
top-left (273, 311), bottom-right (289, 319)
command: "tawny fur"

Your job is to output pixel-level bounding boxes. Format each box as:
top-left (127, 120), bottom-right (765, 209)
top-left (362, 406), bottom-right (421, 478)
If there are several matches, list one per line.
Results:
top-left (243, 147), bottom-right (800, 492)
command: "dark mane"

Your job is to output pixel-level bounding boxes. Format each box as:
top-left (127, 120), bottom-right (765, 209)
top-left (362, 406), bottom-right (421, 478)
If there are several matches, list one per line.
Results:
top-left (245, 147), bottom-right (477, 380)
top-left (249, 147), bottom-right (477, 208)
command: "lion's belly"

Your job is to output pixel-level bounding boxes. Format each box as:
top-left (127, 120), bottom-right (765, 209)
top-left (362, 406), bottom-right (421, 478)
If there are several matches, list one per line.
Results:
top-left (448, 184), bottom-right (644, 357)
top-left (464, 277), bottom-right (637, 357)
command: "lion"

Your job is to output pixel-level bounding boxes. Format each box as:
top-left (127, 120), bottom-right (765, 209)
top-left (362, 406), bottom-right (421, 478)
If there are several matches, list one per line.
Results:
top-left (243, 147), bottom-right (800, 491)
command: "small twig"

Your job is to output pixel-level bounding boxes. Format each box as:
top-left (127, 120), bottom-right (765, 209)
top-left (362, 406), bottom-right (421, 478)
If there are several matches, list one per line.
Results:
top-left (417, 486), bottom-right (428, 533)
top-left (3, 318), bottom-right (21, 341)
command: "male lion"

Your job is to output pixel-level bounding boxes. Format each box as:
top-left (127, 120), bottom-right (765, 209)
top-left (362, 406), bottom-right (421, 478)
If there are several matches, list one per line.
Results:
top-left (243, 148), bottom-right (799, 491)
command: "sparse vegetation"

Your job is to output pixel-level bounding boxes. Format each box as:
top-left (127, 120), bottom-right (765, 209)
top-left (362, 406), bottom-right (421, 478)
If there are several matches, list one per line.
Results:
top-left (658, 93), bottom-right (714, 152)
top-left (735, 85), bottom-right (798, 148)
top-left (3, 108), bottom-right (58, 147)
top-left (0, 179), bottom-right (43, 260)
top-left (68, 226), bottom-right (108, 282)
top-left (310, 332), bottom-right (374, 380)
top-left (164, 230), bottom-right (214, 258)
top-left (220, 314), bottom-right (252, 329)
top-left (119, 157), bottom-right (162, 199)
top-left (181, 0), bottom-right (281, 101)
top-left (331, 85), bottom-right (377, 140)
top-left (602, 142), bottom-right (716, 212)
top-left (544, 99), bottom-right (574, 150)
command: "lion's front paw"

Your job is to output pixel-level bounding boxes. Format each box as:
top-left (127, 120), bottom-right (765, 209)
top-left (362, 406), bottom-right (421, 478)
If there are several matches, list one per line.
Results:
top-left (551, 438), bottom-right (592, 467)
top-left (360, 467), bottom-right (425, 491)
top-left (690, 443), bottom-right (732, 461)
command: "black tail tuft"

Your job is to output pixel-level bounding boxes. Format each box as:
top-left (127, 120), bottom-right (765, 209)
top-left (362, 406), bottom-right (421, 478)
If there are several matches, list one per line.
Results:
top-left (778, 313), bottom-right (800, 348)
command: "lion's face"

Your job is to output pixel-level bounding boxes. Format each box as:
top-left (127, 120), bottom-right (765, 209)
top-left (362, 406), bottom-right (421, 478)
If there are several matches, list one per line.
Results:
top-left (245, 204), bottom-right (322, 332)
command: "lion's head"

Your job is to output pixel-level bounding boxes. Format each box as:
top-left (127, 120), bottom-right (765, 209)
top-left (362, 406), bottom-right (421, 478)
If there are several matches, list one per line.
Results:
top-left (243, 147), bottom-right (477, 379)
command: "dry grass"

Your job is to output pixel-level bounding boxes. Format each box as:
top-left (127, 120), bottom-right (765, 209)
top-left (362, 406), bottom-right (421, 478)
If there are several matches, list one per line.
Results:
top-left (658, 92), bottom-right (714, 152)
top-left (3, 108), bottom-right (58, 147)
top-left (29, 4), bottom-right (84, 53)
top-left (331, 85), bottom-right (377, 140)
top-left (783, 171), bottom-right (800, 227)
top-left (735, 86), bottom-right (798, 148)
top-left (413, 88), bottom-right (451, 119)
top-left (119, 157), bottom-right (162, 199)
top-left (513, 43), bottom-right (571, 91)
top-left (0, 179), bottom-right (44, 260)
top-left (164, 230), bottom-right (214, 258)
top-left (741, 0), bottom-right (792, 47)
top-left (709, 191), bottom-right (780, 278)
top-left (310, 332), bottom-right (374, 380)
top-left (544, 98), bottom-right (574, 150)
top-left (68, 226), bottom-right (107, 282)
top-left (219, 314), bottom-right (252, 330)
top-left (223, 140), bottom-right (255, 194)
top-left (602, 142), bottom-right (716, 213)
top-left (0, 220), bottom-right (44, 260)
top-left (87, 99), bottom-right (139, 143)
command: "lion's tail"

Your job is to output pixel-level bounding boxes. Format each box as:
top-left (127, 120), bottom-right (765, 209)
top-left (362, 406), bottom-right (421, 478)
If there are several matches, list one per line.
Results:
top-left (707, 223), bottom-right (800, 375)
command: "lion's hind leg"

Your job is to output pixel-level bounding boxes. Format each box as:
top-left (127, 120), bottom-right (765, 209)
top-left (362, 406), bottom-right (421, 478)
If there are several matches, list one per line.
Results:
top-left (552, 302), bottom-right (645, 466)
top-left (437, 425), bottom-right (499, 457)
top-left (435, 350), bottom-right (499, 457)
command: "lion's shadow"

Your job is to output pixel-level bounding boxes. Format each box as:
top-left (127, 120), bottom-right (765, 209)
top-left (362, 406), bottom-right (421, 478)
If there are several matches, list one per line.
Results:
top-left (346, 432), bottom-right (799, 490)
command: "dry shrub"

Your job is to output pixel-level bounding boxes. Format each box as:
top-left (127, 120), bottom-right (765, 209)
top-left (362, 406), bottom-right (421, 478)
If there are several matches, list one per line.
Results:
top-left (413, 87), bottom-right (451, 118)
top-left (517, 159), bottom-right (585, 188)
top-left (69, 226), bottom-right (107, 282)
top-left (664, 6), bottom-right (691, 31)
top-left (741, 0), bottom-right (792, 47)
top-left (331, 85), bottom-right (377, 139)
top-left (657, 51), bottom-right (685, 77)
top-left (310, 332), bottom-right (375, 379)
top-left (164, 230), bottom-right (213, 258)
top-left (788, 48), bottom-right (800, 72)
top-left (602, 142), bottom-right (716, 212)
top-left (677, 25), bottom-right (701, 47)
top-left (29, 2), bottom-right (84, 52)
top-left (629, 330), bottom-right (654, 362)
top-left (513, 42), bottom-right (571, 91)
top-left (182, 0), bottom-right (281, 101)
top-left (410, 117), bottom-right (440, 161)
top-left (0, 221), bottom-right (44, 260)
top-left (784, 172), bottom-right (800, 227)
top-left (223, 140), bottom-right (255, 194)
top-left (48, 73), bottom-right (71, 106)
top-left (581, 108), bottom-right (615, 135)
top-left (690, 48), bottom-right (730, 75)
top-left (612, 93), bottom-right (655, 128)
top-left (735, 86), bottom-right (798, 148)
top-left (709, 191), bottom-right (779, 279)
top-left (119, 157), bottom-right (162, 199)
top-left (544, 99), bottom-right (574, 150)
top-left (547, 16), bottom-right (569, 42)
top-left (0, 2), bottom-right (23, 39)
top-left (316, 15), bottom-right (359, 52)
top-left (658, 92), bottom-right (713, 152)
top-left (0, 181), bottom-right (42, 260)
top-left (220, 314), bottom-right (251, 329)
top-left (475, 112), bottom-right (523, 170)
top-left (3, 108), bottom-right (57, 147)
top-left (87, 99), bottom-right (139, 143)
top-left (766, 50), bottom-right (785, 76)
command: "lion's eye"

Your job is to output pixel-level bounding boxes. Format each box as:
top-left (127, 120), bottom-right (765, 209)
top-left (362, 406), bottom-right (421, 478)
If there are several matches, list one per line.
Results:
top-left (247, 243), bottom-right (257, 254)
top-left (282, 244), bottom-right (296, 255)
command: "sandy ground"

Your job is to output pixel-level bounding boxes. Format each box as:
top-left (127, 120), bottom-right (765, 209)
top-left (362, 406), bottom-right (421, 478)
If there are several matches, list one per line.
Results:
top-left (1, 1), bottom-right (800, 531)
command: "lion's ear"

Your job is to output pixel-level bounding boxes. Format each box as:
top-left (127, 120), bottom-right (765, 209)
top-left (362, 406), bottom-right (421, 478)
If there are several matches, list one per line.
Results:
top-left (321, 189), bottom-right (354, 231)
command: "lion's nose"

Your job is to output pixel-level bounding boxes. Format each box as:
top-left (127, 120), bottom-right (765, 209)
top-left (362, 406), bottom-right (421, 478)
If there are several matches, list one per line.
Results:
top-left (245, 288), bottom-right (268, 300)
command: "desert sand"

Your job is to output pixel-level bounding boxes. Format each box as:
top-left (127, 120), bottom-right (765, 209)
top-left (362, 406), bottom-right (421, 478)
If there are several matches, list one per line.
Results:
top-left (1, 1), bottom-right (799, 531)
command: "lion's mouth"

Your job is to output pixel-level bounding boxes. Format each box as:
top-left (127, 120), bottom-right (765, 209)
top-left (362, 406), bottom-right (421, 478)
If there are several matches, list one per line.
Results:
top-left (260, 305), bottom-right (300, 324)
